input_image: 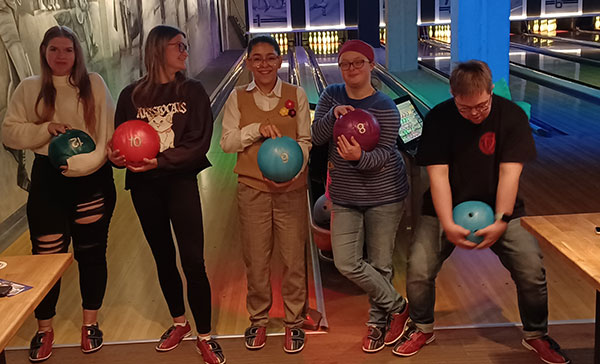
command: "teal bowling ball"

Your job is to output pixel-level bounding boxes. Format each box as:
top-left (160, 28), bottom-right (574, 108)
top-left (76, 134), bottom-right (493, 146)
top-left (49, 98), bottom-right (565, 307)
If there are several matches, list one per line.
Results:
top-left (452, 201), bottom-right (494, 244)
top-left (257, 136), bottom-right (303, 183)
top-left (48, 129), bottom-right (96, 169)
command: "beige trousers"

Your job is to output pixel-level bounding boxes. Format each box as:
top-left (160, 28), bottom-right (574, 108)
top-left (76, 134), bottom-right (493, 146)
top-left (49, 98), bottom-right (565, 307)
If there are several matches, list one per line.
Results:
top-left (237, 183), bottom-right (308, 327)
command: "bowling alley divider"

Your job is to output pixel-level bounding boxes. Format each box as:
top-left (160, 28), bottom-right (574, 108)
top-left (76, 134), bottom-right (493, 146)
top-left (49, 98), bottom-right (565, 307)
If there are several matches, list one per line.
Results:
top-left (493, 79), bottom-right (531, 120)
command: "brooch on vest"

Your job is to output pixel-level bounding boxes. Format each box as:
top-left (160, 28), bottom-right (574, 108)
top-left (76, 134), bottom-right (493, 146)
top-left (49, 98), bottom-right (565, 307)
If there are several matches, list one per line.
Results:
top-left (279, 99), bottom-right (296, 117)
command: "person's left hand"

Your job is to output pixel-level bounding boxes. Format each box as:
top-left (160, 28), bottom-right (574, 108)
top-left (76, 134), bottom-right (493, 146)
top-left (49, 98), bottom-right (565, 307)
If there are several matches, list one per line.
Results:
top-left (127, 158), bottom-right (158, 173)
top-left (473, 221), bottom-right (508, 249)
top-left (336, 135), bottom-right (362, 161)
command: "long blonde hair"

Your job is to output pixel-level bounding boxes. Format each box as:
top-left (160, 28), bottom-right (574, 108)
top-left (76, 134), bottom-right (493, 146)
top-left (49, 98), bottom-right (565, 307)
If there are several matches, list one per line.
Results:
top-left (36, 26), bottom-right (96, 134)
top-left (132, 25), bottom-right (187, 107)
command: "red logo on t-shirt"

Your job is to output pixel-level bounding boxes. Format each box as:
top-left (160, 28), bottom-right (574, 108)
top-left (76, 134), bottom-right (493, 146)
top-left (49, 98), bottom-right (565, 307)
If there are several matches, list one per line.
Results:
top-left (479, 132), bottom-right (496, 155)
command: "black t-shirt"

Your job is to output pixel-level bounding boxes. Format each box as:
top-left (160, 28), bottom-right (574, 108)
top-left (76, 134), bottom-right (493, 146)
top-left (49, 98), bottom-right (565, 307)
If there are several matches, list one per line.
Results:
top-left (114, 78), bottom-right (213, 189)
top-left (417, 95), bottom-right (536, 217)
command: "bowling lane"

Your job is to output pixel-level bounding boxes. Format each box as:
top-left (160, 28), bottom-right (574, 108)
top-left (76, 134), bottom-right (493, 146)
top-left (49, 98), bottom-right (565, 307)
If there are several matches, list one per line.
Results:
top-left (308, 48), bottom-right (406, 100)
top-left (512, 34), bottom-right (600, 62)
top-left (509, 48), bottom-right (600, 89)
top-left (509, 35), bottom-right (600, 88)
top-left (536, 30), bottom-right (600, 44)
top-left (418, 41), bottom-right (600, 135)
top-left (420, 36), bottom-right (600, 90)
top-left (418, 43), bottom-right (452, 77)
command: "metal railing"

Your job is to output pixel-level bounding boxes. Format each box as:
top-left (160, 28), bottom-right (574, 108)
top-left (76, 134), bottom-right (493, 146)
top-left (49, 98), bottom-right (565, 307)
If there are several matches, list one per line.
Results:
top-left (289, 45), bottom-right (330, 329)
top-left (288, 46), bottom-right (301, 86)
top-left (304, 46), bottom-right (328, 93)
top-left (372, 63), bottom-right (431, 112)
top-left (209, 52), bottom-right (247, 117)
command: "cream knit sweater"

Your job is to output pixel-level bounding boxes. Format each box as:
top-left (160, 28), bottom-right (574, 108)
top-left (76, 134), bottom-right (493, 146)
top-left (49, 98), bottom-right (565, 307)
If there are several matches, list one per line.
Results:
top-left (2, 73), bottom-right (114, 177)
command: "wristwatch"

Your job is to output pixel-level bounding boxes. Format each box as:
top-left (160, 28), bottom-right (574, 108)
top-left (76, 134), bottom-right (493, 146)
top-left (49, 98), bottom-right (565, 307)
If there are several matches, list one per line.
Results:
top-left (495, 212), bottom-right (512, 223)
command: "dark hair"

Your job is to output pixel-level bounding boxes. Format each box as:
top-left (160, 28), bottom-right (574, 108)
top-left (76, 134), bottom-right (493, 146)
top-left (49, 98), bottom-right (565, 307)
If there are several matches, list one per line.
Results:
top-left (132, 25), bottom-right (187, 106)
top-left (36, 26), bottom-right (96, 134)
top-left (247, 36), bottom-right (281, 56)
top-left (449, 60), bottom-right (493, 97)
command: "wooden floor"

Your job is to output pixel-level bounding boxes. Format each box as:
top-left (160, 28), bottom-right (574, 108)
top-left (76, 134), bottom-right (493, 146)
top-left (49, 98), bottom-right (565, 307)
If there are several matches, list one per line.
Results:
top-left (5, 323), bottom-right (594, 363)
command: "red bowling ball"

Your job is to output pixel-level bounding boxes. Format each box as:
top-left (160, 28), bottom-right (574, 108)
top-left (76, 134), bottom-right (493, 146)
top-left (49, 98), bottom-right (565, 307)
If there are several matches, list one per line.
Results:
top-left (112, 120), bottom-right (160, 164)
top-left (333, 108), bottom-right (380, 151)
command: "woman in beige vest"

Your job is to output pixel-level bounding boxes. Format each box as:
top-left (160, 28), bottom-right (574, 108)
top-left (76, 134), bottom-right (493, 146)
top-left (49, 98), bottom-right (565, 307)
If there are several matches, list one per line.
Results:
top-left (220, 35), bottom-right (312, 353)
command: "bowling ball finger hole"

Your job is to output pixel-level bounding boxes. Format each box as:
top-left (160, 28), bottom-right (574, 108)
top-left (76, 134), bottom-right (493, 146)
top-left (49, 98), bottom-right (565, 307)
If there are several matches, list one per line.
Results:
top-left (468, 213), bottom-right (474, 217)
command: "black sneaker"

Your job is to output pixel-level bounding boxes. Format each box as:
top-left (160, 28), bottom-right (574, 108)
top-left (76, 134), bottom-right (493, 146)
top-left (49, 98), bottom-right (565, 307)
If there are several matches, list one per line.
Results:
top-left (81, 323), bottom-right (103, 353)
top-left (362, 325), bottom-right (385, 353)
top-left (283, 327), bottom-right (305, 353)
top-left (244, 326), bottom-right (267, 350)
top-left (29, 330), bottom-right (53, 362)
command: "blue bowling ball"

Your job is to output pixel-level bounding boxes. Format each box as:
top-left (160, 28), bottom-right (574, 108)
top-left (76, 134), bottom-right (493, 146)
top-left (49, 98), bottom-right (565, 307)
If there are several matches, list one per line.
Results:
top-left (452, 201), bottom-right (494, 244)
top-left (257, 136), bottom-right (303, 183)
top-left (313, 194), bottom-right (332, 228)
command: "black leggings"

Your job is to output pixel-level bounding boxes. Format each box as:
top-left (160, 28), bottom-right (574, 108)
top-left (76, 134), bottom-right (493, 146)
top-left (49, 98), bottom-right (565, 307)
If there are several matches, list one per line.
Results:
top-left (130, 174), bottom-right (212, 334)
top-left (28, 155), bottom-right (116, 320)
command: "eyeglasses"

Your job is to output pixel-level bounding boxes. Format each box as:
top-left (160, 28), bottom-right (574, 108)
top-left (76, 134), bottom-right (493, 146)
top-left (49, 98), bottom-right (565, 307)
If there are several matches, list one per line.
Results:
top-left (338, 59), bottom-right (369, 71)
top-left (455, 95), bottom-right (492, 115)
top-left (168, 42), bottom-right (189, 53)
top-left (249, 54), bottom-right (280, 67)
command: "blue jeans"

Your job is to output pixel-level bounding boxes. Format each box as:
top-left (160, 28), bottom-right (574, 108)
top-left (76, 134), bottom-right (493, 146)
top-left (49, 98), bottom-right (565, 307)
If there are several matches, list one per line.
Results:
top-left (331, 201), bottom-right (406, 327)
top-left (406, 215), bottom-right (548, 338)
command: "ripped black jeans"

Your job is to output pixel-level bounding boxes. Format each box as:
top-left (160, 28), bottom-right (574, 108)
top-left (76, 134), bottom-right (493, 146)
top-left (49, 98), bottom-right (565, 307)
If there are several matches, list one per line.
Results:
top-left (27, 155), bottom-right (116, 320)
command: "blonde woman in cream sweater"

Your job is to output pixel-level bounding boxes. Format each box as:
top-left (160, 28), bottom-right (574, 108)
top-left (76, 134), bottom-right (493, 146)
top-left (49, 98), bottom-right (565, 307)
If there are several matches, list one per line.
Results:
top-left (2, 26), bottom-right (115, 362)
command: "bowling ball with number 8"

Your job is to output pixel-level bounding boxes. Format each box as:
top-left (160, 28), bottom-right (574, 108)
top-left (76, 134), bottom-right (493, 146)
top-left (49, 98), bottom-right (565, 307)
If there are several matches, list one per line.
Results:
top-left (333, 108), bottom-right (380, 151)
top-left (48, 129), bottom-right (96, 169)
top-left (112, 120), bottom-right (160, 164)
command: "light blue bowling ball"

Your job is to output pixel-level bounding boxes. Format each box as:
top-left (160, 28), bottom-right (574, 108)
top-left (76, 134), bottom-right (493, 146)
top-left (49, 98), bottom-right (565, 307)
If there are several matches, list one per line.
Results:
top-left (257, 136), bottom-right (303, 183)
top-left (452, 201), bottom-right (494, 244)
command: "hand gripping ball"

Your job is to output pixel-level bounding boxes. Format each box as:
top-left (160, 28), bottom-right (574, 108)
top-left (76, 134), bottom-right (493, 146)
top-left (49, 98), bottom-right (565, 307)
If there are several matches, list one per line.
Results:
top-left (452, 201), bottom-right (495, 244)
top-left (112, 120), bottom-right (160, 163)
top-left (333, 108), bottom-right (380, 151)
top-left (48, 129), bottom-right (96, 169)
top-left (257, 136), bottom-right (303, 183)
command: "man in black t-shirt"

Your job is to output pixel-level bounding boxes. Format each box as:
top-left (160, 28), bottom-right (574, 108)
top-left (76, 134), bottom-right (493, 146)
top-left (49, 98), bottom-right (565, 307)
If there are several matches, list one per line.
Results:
top-left (392, 61), bottom-right (570, 364)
